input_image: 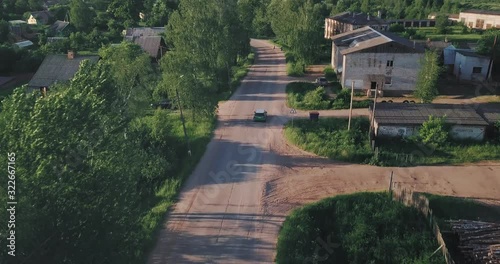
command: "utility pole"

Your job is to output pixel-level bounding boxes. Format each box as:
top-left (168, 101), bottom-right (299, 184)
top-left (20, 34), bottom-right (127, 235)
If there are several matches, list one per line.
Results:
top-left (369, 84), bottom-right (379, 137)
top-left (487, 34), bottom-right (498, 81)
top-left (176, 86), bottom-right (192, 157)
top-left (348, 81), bottom-right (355, 131)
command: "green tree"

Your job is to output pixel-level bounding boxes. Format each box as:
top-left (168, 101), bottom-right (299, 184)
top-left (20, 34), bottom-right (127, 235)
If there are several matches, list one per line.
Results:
top-left (162, 0), bottom-right (249, 117)
top-left (99, 42), bottom-right (156, 116)
top-left (69, 0), bottom-right (95, 31)
top-left (414, 50), bottom-right (440, 103)
top-left (476, 29), bottom-right (500, 57)
top-left (419, 115), bottom-right (449, 147)
top-left (0, 61), bottom-right (148, 263)
top-left (435, 14), bottom-right (450, 34)
top-left (0, 20), bottom-right (10, 43)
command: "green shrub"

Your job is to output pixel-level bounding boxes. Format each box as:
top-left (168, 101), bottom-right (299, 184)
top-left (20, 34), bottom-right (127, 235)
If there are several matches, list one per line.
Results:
top-left (276, 192), bottom-right (443, 264)
top-left (286, 62), bottom-right (305, 76)
top-left (285, 117), bottom-right (372, 162)
top-left (389, 23), bottom-right (405, 33)
top-left (286, 82), bottom-right (330, 109)
top-left (323, 65), bottom-right (337, 81)
top-left (419, 115), bottom-right (449, 147)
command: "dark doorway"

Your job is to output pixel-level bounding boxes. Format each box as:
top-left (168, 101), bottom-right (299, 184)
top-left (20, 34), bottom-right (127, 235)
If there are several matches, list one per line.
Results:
top-left (371, 82), bottom-right (377, 90)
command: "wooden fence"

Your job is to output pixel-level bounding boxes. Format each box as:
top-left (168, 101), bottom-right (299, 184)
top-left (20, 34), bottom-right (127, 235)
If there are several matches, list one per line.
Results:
top-left (392, 182), bottom-right (455, 264)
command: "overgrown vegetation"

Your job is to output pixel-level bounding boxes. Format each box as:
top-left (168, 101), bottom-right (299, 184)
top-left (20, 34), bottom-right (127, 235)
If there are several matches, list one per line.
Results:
top-left (284, 117), bottom-right (372, 163)
top-left (286, 82), bottom-right (372, 110)
top-left (276, 192), bottom-right (443, 264)
top-left (426, 194), bottom-right (500, 225)
top-left (323, 65), bottom-right (337, 81)
top-left (0, 0), bottom-right (252, 260)
top-left (414, 50), bottom-right (441, 103)
top-left (285, 117), bottom-right (500, 166)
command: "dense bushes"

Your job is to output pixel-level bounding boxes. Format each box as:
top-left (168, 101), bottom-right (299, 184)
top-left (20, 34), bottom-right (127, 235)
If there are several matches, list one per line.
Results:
top-left (285, 117), bottom-right (372, 162)
top-left (286, 62), bottom-right (305, 76)
top-left (276, 192), bottom-right (443, 264)
top-left (323, 65), bottom-right (337, 81)
top-left (286, 82), bottom-right (372, 110)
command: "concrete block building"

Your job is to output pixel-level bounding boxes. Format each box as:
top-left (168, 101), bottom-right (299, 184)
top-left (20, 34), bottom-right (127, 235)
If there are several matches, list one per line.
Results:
top-left (329, 26), bottom-right (425, 97)
top-left (459, 9), bottom-right (500, 29)
top-left (372, 103), bottom-right (489, 141)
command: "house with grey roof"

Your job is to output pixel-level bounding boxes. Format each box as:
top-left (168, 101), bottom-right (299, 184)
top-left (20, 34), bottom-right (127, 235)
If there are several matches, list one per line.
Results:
top-left (123, 27), bottom-right (167, 61)
top-left (372, 103), bottom-right (490, 141)
top-left (28, 51), bottom-right (99, 93)
top-left (49, 20), bottom-right (71, 36)
top-left (329, 26), bottom-right (425, 97)
top-left (325, 12), bottom-right (388, 39)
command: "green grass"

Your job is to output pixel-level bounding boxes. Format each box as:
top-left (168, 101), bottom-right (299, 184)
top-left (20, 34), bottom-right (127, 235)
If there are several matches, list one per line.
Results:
top-left (425, 194), bottom-right (500, 224)
top-left (140, 111), bottom-right (215, 262)
top-left (284, 117), bottom-right (373, 163)
top-left (376, 138), bottom-right (500, 166)
top-left (286, 62), bottom-right (305, 76)
top-left (286, 82), bottom-right (372, 110)
top-left (276, 192), bottom-right (444, 264)
top-left (284, 117), bottom-right (500, 166)
top-left (410, 26), bottom-right (482, 42)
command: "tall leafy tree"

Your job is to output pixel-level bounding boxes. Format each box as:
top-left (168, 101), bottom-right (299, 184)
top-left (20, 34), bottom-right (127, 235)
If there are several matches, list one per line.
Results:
top-left (414, 51), bottom-right (441, 103)
top-left (0, 61), bottom-right (148, 263)
top-left (69, 0), bottom-right (95, 31)
top-left (161, 0), bottom-right (249, 117)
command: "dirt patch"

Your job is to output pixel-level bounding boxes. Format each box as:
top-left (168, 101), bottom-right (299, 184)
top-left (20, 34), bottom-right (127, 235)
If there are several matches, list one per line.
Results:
top-left (264, 128), bottom-right (500, 217)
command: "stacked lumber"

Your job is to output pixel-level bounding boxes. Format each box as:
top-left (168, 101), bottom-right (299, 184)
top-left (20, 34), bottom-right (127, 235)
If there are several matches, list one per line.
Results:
top-left (447, 220), bottom-right (500, 264)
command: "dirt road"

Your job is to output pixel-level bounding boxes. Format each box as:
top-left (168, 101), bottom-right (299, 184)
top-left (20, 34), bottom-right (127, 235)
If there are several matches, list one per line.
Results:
top-left (147, 39), bottom-right (500, 264)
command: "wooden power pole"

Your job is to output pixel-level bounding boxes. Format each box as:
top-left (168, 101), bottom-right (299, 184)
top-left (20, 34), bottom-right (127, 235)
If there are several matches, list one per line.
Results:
top-left (348, 81), bottom-right (354, 131)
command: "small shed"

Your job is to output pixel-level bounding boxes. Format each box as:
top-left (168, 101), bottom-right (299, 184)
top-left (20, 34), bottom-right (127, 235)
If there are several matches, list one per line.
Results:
top-left (14, 40), bottom-right (34, 49)
top-left (372, 103), bottom-right (489, 141)
top-left (453, 50), bottom-right (491, 81)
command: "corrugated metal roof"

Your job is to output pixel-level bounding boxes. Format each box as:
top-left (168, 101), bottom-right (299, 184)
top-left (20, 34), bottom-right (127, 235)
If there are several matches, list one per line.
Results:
top-left (456, 50), bottom-right (490, 59)
top-left (461, 9), bottom-right (500, 16)
top-left (373, 103), bottom-right (489, 126)
top-left (28, 54), bottom-right (99, 88)
top-left (133, 36), bottom-right (162, 57)
top-left (332, 26), bottom-right (424, 55)
top-left (328, 12), bottom-right (387, 26)
top-left (476, 104), bottom-right (500, 124)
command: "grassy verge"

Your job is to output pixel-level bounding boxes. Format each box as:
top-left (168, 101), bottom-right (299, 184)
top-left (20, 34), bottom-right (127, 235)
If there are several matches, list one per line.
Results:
top-left (425, 194), bottom-right (500, 224)
top-left (375, 137), bottom-right (500, 166)
top-left (140, 111), bottom-right (215, 262)
top-left (286, 82), bottom-right (372, 110)
top-left (284, 117), bottom-right (500, 166)
top-left (219, 51), bottom-right (255, 100)
top-left (276, 192), bottom-right (443, 264)
top-left (284, 117), bottom-right (373, 163)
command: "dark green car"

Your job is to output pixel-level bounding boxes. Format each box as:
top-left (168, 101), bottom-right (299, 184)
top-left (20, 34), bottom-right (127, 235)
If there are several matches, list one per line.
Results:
top-left (253, 109), bottom-right (267, 122)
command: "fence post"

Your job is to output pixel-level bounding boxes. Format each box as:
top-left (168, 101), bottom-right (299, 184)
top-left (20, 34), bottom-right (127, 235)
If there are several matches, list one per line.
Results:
top-left (389, 171), bottom-right (394, 197)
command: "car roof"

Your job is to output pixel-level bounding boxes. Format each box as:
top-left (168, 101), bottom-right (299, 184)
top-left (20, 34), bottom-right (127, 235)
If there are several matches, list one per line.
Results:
top-left (255, 109), bottom-right (266, 113)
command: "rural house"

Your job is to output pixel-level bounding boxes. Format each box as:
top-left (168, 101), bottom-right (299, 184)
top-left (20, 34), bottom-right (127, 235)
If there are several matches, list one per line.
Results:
top-left (329, 26), bottom-right (425, 97)
top-left (324, 12), bottom-right (388, 39)
top-left (28, 51), bottom-right (99, 94)
top-left (123, 27), bottom-right (167, 61)
top-left (27, 11), bottom-right (53, 25)
top-left (49, 20), bottom-right (71, 36)
top-left (459, 9), bottom-right (500, 30)
top-left (476, 104), bottom-right (500, 139)
top-left (371, 103), bottom-right (489, 141)
top-left (453, 50), bottom-right (491, 81)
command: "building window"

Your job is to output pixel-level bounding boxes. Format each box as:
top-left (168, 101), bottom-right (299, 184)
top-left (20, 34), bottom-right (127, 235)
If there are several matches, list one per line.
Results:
top-left (385, 76), bottom-right (392, 85)
top-left (476, 19), bottom-right (484, 28)
top-left (472, 67), bottom-right (482, 74)
top-left (386, 60), bottom-right (393, 67)
top-left (468, 22), bottom-right (473, 28)
top-left (460, 18), bottom-right (465, 23)
top-left (486, 24), bottom-right (492, 29)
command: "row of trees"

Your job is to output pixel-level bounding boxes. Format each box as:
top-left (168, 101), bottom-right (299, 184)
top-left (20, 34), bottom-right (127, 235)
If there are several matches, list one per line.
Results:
top-left (0, 0), bottom-right (250, 263)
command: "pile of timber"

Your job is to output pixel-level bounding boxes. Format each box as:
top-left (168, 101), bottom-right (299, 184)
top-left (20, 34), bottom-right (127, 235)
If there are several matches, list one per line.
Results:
top-left (447, 220), bottom-right (500, 264)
